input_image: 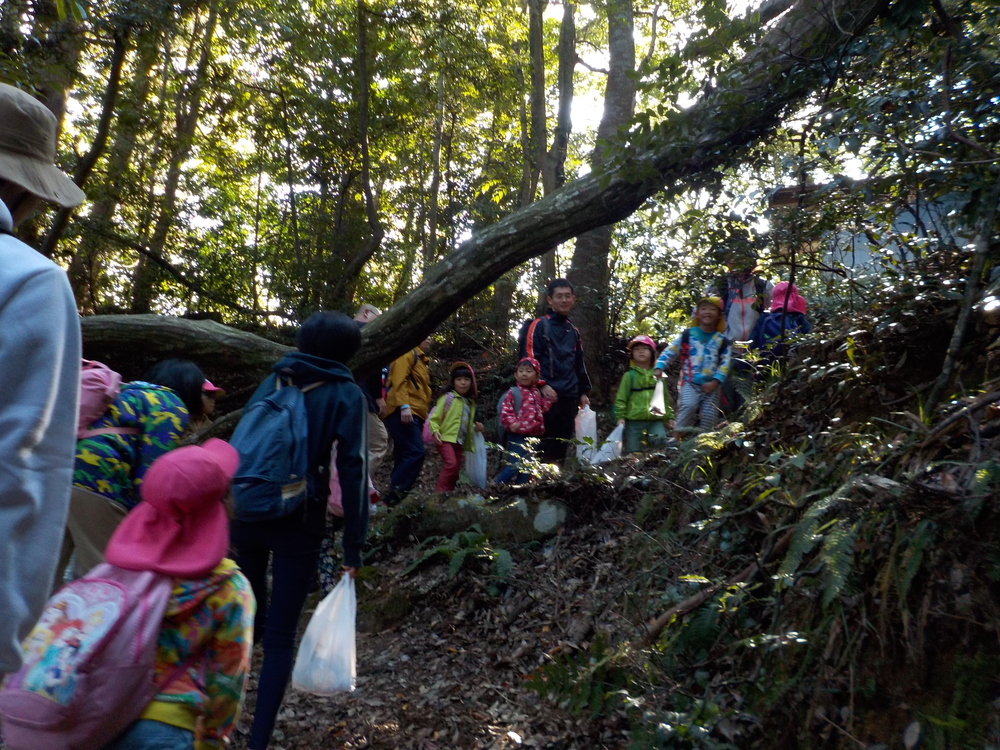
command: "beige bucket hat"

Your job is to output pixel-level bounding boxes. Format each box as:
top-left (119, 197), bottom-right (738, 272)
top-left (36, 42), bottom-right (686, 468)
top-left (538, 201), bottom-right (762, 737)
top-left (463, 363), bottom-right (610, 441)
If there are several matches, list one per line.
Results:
top-left (0, 83), bottom-right (85, 208)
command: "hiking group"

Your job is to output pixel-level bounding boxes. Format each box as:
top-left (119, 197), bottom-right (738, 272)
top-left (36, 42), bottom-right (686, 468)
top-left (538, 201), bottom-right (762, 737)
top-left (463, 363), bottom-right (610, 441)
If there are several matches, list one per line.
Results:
top-left (0, 80), bottom-right (814, 750)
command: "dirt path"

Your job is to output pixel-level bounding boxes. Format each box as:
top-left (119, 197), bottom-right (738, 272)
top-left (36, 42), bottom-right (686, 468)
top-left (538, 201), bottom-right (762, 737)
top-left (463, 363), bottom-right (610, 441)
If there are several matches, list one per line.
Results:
top-left (230, 514), bottom-right (633, 750)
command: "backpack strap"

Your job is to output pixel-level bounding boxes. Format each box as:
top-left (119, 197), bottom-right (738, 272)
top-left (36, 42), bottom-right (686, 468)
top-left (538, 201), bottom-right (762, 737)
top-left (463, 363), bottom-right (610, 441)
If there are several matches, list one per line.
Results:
top-left (276, 376), bottom-right (322, 394)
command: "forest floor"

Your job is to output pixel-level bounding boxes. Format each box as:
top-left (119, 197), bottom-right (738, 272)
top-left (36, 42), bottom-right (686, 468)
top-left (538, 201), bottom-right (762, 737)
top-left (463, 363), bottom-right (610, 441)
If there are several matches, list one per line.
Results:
top-left (231, 455), bottom-right (644, 750)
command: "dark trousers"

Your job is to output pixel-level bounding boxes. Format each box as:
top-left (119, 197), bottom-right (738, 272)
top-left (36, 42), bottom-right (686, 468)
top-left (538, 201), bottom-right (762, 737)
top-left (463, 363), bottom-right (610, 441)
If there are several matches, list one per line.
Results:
top-left (541, 395), bottom-right (578, 463)
top-left (230, 517), bottom-right (322, 750)
top-left (385, 410), bottom-right (426, 494)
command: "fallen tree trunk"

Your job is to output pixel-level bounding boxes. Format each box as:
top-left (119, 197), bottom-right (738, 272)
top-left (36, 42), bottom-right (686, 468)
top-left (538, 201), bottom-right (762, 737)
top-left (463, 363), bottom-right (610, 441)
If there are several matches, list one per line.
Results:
top-left (350, 0), bottom-right (903, 375)
top-left (81, 314), bottom-right (291, 387)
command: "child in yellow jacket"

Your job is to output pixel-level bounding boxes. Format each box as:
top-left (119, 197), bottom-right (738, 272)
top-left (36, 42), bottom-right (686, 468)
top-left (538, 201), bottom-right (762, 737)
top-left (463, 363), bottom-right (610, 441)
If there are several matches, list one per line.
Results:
top-left (428, 362), bottom-right (484, 491)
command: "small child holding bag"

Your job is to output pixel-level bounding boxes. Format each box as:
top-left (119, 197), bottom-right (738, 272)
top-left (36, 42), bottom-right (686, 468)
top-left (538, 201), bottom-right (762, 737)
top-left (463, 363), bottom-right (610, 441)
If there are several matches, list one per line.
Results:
top-left (614, 336), bottom-right (672, 453)
top-left (428, 362), bottom-right (484, 491)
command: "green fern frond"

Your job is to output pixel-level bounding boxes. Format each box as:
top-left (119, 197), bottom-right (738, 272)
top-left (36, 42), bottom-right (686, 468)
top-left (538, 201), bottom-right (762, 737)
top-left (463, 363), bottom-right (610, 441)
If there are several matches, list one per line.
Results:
top-left (449, 548), bottom-right (473, 577)
top-left (820, 520), bottom-right (857, 609)
top-left (777, 488), bottom-right (847, 583)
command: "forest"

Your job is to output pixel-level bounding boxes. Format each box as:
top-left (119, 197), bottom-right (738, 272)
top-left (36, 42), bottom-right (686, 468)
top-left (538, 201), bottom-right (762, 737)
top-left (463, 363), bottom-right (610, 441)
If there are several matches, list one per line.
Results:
top-left (3, 0), bottom-right (1000, 745)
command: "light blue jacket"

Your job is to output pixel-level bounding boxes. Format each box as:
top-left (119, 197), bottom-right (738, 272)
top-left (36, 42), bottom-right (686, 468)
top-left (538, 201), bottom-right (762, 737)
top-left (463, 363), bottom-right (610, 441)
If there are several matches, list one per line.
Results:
top-left (655, 327), bottom-right (732, 386)
top-left (0, 199), bottom-right (81, 674)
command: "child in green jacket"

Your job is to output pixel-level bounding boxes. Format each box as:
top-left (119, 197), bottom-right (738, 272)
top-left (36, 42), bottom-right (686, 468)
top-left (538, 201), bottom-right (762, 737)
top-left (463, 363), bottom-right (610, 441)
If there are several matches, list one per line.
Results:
top-left (614, 336), bottom-right (672, 454)
top-left (428, 362), bottom-right (484, 491)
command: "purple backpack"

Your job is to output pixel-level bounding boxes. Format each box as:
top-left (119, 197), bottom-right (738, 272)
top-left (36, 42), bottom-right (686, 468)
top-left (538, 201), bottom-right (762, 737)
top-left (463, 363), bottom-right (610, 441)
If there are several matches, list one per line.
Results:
top-left (0, 564), bottom-right (176, 750)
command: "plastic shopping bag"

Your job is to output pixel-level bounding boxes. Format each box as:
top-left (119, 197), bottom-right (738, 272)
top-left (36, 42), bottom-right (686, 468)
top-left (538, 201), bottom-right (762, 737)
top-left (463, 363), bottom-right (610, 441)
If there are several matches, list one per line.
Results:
top-left (464, 431), bottom-right (488, 488)
top-left (575, 406), bottom-right (599, 462)
top-left (292, 575), bottom-right (356, 695)
top-left (590, 423), bottom-right (624, 465)
top-left (649, 379), bottom-right (667, 416)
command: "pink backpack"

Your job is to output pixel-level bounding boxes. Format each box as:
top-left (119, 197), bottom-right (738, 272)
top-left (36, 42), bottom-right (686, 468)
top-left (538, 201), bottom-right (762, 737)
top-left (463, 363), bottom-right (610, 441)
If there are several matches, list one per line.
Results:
top-left (77, 361), bottom-right (122, 438)
top-left (421, 392), bottom-right (454, 444)
top-left (0, 564), bottom-right (177, 750)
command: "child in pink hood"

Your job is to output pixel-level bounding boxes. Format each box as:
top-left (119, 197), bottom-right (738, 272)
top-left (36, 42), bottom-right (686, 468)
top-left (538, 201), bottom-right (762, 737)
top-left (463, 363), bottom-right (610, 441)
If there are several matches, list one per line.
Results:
top-left (101, 439), bottom-right (254, 750)
top-left (750, 281), bottom-right (813, 361)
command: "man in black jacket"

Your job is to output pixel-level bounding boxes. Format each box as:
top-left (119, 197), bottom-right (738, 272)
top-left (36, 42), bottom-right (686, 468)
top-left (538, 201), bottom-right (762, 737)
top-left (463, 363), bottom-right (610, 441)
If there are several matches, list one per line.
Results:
top-left (519, 279), bottom-right (592, 463)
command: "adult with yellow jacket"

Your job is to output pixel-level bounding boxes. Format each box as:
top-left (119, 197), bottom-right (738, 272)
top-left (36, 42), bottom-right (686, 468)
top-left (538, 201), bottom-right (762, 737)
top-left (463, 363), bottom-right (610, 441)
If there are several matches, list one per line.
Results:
top-left (383, 335), bottom-right (433, 506)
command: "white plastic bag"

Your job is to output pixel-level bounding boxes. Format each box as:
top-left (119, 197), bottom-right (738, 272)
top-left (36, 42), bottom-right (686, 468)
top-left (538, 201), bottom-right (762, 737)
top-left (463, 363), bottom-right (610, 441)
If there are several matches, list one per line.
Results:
top-left (575, 406), bottom-right (599, 462)
top-left (649, 379), bottom-right (667, 416)
top-left (464, 431), bottom-right (488, 488)
top-left (590, 423), bottom-right (624, 465)
top-left (292, 575), bottom-right (356, 695)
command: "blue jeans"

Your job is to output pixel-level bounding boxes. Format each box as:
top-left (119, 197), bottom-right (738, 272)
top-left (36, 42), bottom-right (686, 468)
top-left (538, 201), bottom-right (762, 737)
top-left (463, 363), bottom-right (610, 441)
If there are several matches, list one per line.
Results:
top-left (231, 516), bottom-right (322, 750)
top-left (384, 410), bottom-right (426, 494)
top-left (496, 434), bottom-right (535, 484)
top-left (102, 720), bottom-right (194, 750)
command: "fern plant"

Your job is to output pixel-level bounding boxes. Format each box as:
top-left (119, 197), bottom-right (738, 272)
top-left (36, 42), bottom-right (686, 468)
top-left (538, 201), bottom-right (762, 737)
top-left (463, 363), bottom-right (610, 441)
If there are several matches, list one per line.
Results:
top-left (402, 524), bottom-right (512, 594)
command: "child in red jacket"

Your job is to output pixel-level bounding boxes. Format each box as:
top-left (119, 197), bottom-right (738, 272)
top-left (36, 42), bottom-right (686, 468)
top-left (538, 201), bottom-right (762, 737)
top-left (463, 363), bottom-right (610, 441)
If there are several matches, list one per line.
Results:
top-left (496, 357), bottom-right (555, 484)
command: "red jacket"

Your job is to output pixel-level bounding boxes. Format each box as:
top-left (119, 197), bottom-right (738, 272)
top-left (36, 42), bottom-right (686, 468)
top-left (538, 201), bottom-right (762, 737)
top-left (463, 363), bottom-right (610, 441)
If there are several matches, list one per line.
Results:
top-left (500, 385), bottom-right (553, 436)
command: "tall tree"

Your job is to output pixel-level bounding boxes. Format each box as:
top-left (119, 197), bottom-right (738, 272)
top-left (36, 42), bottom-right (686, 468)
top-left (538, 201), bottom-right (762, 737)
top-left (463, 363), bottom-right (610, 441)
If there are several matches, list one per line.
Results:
top-left (568, 0), bottom-right (636, 397)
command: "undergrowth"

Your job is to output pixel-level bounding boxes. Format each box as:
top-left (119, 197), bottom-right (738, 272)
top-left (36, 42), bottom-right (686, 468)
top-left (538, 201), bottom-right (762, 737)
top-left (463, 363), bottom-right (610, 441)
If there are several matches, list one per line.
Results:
top-left (526, 287), bottom-right (1000, 748)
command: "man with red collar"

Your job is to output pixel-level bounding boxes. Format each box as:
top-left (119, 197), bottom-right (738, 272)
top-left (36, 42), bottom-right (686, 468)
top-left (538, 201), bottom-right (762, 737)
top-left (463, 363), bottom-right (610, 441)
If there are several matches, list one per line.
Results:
top-left (519, 279), bottom-right (592, 464)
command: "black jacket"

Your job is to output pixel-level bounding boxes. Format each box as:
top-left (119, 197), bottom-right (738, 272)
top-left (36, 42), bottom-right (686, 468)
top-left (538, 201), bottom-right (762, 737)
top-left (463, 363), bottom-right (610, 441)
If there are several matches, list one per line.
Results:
top-left (519, 312), bottom-right (592, 398)
top-left (244, 352), bottom-right (369, 566)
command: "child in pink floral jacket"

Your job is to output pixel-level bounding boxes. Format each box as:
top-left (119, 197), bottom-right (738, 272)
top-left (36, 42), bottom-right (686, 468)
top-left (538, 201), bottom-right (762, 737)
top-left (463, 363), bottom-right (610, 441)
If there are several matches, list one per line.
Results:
top-left (496, 357), bottom-right (555, 484)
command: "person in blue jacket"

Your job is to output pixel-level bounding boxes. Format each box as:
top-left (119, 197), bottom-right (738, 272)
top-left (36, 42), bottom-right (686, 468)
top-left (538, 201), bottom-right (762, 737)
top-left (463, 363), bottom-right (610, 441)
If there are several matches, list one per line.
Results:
top-left (230, 311), bottom-right (368, 750)
top-left (518, 279), bottom-right (592, 464)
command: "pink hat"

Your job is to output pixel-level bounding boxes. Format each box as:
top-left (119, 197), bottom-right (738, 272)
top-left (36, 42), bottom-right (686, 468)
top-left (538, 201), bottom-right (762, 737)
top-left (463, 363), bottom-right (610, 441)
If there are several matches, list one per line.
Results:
top-left (202, 379), bottom-right (226, 397)
top-left (104, 439), bottom-right (239, 578)
top-left (769, 282), bottom-right (807, 314)
top-left (627, 335), bottom-right (657, 352)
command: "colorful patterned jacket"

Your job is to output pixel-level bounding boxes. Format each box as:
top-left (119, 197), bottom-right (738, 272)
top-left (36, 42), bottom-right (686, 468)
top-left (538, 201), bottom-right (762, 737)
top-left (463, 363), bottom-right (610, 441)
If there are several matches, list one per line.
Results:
top-left (73, 382), bottom-right (189, 510)
top-left (499, 384), bottom-right (553, 436)
top-left (655, 328), bottom-right (732, 386)
top-left (140, 559), bottom-right (254, 750)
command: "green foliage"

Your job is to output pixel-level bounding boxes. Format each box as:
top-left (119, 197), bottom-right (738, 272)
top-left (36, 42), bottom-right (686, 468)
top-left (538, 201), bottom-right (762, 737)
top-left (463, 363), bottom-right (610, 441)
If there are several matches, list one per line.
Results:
top-left (402, 524), bottom-right (511, 594)
top-left (525, 634), bottom-right (633, 718)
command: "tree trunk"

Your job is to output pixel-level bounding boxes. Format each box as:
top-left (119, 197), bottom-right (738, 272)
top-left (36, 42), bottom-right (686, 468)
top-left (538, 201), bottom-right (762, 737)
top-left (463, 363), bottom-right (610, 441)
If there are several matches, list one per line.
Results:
top-left (68, 21), bottom-right (166, 311)
top-left (568, 0), bottom-right (636, 401)
top-left (425, 62), bottom-right (447, 273)
top-left (130, 1), bottom-right (219, 313)
top-left (533, 0), bottom-right (576, 313)
top-left (349, 0), bottom-right (901, 377)
top-left (81, 314), bottom-right (291, 388)
top-left (329, 0), bottom-right (385, 308)
top-left (41, 29), bottom-right (130, 258)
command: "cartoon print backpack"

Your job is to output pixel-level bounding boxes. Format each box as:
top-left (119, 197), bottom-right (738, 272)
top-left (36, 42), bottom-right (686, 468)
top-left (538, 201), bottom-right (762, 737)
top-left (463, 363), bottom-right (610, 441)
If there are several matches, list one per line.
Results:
top-left (422, 392), bottom-right (454, 445)
top-left (230, 374), bottom-right (321, 521)
top-left (0, 564), bottom-right (176, 750)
